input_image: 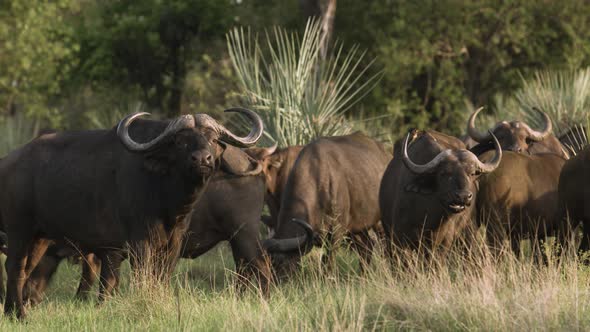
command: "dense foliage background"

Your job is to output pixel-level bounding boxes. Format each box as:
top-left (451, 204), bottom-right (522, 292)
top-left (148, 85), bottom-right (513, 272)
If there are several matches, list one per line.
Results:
top-left (1, 0), bottom-right (589, 136)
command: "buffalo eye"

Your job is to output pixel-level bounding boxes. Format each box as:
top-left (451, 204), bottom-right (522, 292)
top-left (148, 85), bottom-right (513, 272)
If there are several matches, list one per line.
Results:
top-left (175, 140), bottom-right (188, 149)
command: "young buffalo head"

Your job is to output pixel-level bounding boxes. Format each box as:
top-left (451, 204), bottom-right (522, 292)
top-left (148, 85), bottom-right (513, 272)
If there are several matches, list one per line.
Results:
top-left (402, 130), bottom-right (502, 215)
top-left (467, 107), bottom-right (553, 154)
top-left (117, 108), bottom-right (263, 182)
top-left (245, 145), bottom-right (304, 232)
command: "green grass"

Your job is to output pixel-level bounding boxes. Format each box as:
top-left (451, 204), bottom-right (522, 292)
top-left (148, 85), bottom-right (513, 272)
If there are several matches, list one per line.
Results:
top-left (1, 240), bottom-right (590, 331)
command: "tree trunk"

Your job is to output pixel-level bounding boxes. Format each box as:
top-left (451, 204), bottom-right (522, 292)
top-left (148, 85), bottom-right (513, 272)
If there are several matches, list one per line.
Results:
top-left (300, 0), bottom-right (337, 59)
top-left (166, 45), bottom-right (185, 118)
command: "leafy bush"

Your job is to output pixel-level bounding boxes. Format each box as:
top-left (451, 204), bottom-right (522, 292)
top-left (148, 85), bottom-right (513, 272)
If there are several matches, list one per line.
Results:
top-left (336, 0), bottom-right (590, 135)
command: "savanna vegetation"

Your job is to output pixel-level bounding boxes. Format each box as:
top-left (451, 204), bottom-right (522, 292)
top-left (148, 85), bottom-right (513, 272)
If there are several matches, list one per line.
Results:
top-left (1, 240), bottom-right (590, 331)
top-left (1, 0), bottom-right (590, 330)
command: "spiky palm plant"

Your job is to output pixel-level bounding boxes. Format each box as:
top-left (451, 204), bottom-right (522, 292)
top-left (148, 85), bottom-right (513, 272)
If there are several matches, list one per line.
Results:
top-left (502, 69), bottom-right (590, 152)
top-left (0, 113), bottom-right (40, 156)
top-left (86, 103), bottom-right (141, 129)
top-left (227, 19), bottom-right (380, 147)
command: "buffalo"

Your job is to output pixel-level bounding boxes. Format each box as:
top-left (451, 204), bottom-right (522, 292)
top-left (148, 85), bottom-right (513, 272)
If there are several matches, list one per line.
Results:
top-left (476, 150), bottom-right (567, 255)
top-left (180, 147), bottom-right (269, 289)
top-left (467, 107), bottom-right (568, 158)
top-left (557, 145), bottom-right (590, 253)
top-left (379, 130), bottom-right (502, 254)
top-left (22, 146), bottom-right (270, 304)
top-left (0, 108), bottom-right (263, 318)
top-left (262, 132), bottom-right (392, 274)
top-left (245, 145), bottom-right (304, 232)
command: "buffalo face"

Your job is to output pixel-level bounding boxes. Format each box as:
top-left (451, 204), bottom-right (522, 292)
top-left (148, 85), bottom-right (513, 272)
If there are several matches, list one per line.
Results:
top-left (117, 108), bottom-right (264, 182)
top-left (467, 107), bottom-right (552, 153)
top-left (402, 130), bottom-right (503, 215)
top-left (432, 153), bottom-right (478, 214)
top-left (170, 128), bottom-right (217, 180)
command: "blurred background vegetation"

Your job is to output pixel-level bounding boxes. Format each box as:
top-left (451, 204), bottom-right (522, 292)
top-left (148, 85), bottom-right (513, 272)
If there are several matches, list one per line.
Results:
top-left (1, 0), bottom-right (590, 146)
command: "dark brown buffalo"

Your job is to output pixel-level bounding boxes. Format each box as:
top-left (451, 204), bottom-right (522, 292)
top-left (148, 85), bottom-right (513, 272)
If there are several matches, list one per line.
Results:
top-left (379, 130), bottom-right (502, 253)
top-left (476, 150), bottom-right (566, 254)
top-left (467, 107), bottom-right (568, 158)
top-left (22, 147), bottom-right (269, 304)
top-left (180, 147), bottom-right (268, 288)
top-left (245, 145), bottom-right (304, 231)
top-left (557, 145), bottom-right (590, 252)
top-left (262, 132), bottom-right (392, 273)
top-left (0, 108), bottom-right (262, 319)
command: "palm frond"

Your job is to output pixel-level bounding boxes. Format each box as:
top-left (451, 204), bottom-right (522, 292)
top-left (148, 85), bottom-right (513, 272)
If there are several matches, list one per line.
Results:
top-left (0, 113), bottom-right (40, 156)
top-left (227, 19), bottom-right (379, 147)
top-left (502, 69), bottom-right (590, 138)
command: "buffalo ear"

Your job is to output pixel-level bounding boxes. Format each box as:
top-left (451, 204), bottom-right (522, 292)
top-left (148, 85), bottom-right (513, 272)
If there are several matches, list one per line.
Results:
top-left (268, 155), bottom-right (284, 169)
top-left (214, 140), bottom-right (227, 158)
top-left (244, 147), bottom-right (271, 160)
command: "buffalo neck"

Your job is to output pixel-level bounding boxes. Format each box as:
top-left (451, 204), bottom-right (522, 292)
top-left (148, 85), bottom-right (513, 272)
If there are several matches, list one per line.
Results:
top-left (121, 153), bottom-right (210, 233)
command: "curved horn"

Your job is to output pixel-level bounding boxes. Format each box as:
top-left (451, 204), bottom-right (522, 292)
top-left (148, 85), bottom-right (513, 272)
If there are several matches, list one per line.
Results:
top-left (402, 133), bottom-right (452, 174)
top-left (475, 130), bottom-right (502, 174)
top-left (237, 160), bottom-right (264, 176)
top-left (194, 108), bottom-right (263, 148)
top-left (466, 107), bottom-right (491, 143)
top-left (264, 142), bottom-right (278, 156)
top-left (524, 107), bottom-right (552, 142)
top-left (117, 113), bottom-right (195, 152)
top-left (262, 219), bottom-right (314, 253)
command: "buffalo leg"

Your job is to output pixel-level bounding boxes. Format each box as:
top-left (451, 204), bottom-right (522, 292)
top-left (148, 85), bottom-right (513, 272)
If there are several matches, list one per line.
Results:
top-left (4, 238), bottom-right (29, 318)
top-left (580, 218), bottom-right (590, 254)
top-left (321, 232), bottom-right (336, 272)
top-left (97, 252), bottom-right (124, 303)
top-left (23, 238), bottom-right (51, 279)
top-left (229, 228), bottom-right (271, 294)
top-left (76, 253), bottom-right (101, 301)
top-left (510, 236), bottom-right (521, 259)
top-left (23, 253), bottom-right (61, 306)
top-left (350, 230), bottom-right (374, 273)
top-left (5, 235), bottom-right (49, 319)
top-left (0, 255), bottom-right (5, 303)
top-left (485, 226), bottom-right (507, 258)
top-left (382, 224), bottom-right (396, 264)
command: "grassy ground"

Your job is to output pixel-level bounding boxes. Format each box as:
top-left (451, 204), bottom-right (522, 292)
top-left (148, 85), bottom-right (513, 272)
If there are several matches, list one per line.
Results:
top-left (0, 240), bottom-right (589, 331)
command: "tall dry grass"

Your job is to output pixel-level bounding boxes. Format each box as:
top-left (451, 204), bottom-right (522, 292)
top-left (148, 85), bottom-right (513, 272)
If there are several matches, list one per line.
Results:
top-left (1, 232), bottom-right (589, 331)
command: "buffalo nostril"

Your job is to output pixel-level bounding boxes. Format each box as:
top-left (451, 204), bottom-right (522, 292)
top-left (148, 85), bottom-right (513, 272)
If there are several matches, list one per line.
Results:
top-left (192, 152), bottom-right (213, 165)
top-left (203, 153), bottom-right (212, 165)
top-left (453, 191), bottom-right (473, 204)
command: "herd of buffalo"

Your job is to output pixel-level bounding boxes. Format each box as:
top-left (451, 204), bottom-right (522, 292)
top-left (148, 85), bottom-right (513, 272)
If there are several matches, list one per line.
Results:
top-left (0, 105), bottom-right (588, 320)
